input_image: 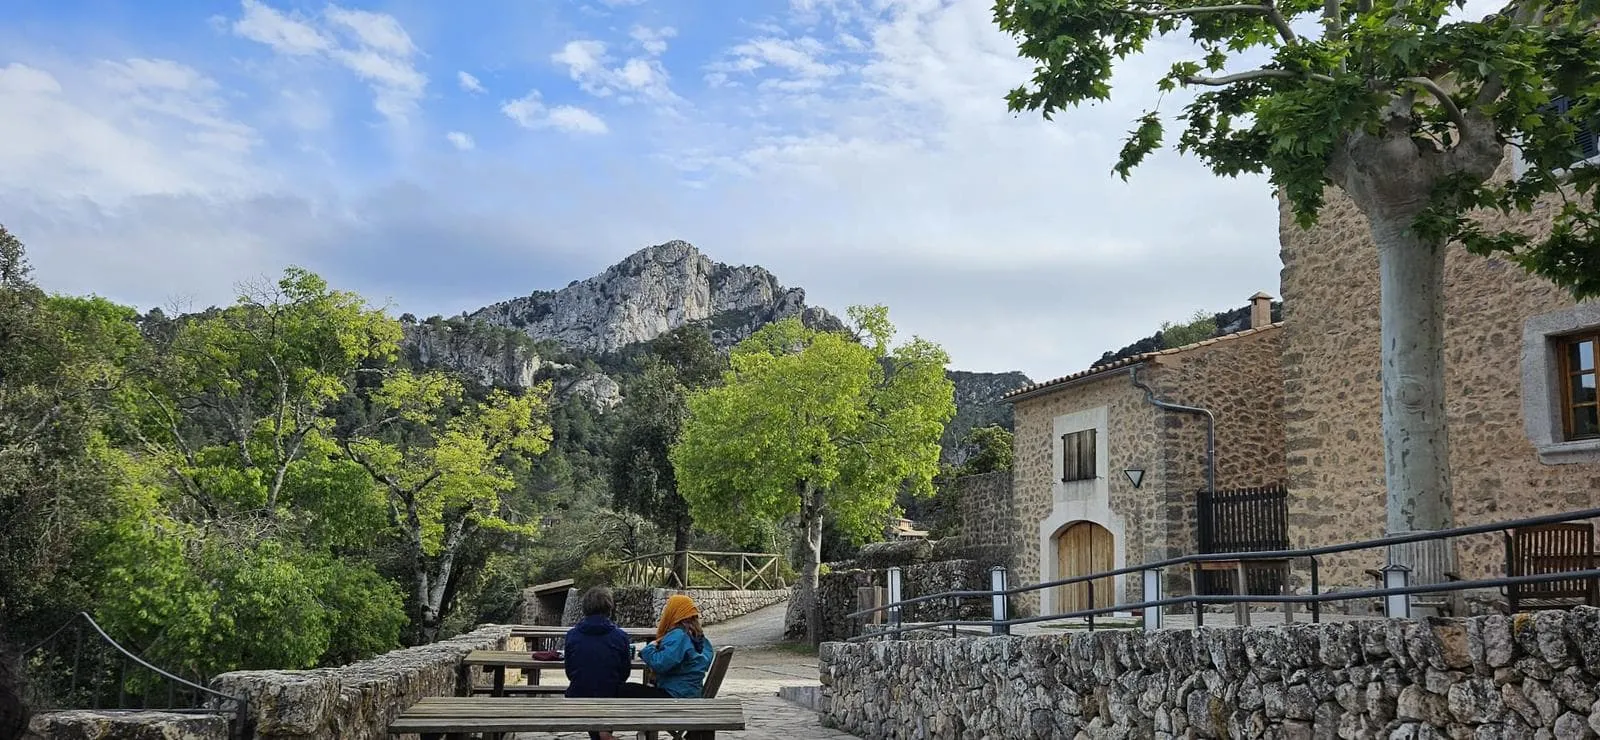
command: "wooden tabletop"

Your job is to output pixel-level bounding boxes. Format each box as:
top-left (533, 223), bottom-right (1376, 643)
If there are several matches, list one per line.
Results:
top-left (388, 697), bottom-right (745, 733)
top-left (464, 650), bottom-right (646, 670)
top-left (510, 625), bottom-right (658, 641)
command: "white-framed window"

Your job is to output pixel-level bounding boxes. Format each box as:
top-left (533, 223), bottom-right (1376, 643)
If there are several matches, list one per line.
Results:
top-left (1522, 302), bottom-right (1600, 464)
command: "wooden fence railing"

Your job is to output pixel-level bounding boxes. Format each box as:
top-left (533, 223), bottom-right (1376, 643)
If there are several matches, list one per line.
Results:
top-left (616, 550), bottom-right (787, 590)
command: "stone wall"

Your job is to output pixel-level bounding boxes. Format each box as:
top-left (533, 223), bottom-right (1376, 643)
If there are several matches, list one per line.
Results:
top-left (951, 471), bottom-right (1015, 554)
top-left (207, 624), bottom-right (510, 740)
top-left (1279, 174), bottom-right (1600, 588)
top-left (821, 607), bottom-right (1600, 739)
top-left (30, 710), bottom-right (230, 739)
top-left (1009, 326), bottom-right (1284, 615)
top-left (810, 560), bottom-right (991, 643)
top-left (610, 588), bottom-right (790, 630)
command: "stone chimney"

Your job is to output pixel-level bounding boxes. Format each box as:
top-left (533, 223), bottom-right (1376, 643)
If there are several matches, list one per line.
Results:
top-left (1250, 291), bottom-right (1274, 329)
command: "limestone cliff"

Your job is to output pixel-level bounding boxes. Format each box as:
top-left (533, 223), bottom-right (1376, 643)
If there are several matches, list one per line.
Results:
top-left (400, 316), bottom-right (544, 389)
top-left (467, 240), bottom-right (842, 353)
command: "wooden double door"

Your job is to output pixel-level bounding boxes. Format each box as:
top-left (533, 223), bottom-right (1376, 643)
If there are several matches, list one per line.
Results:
top-left (1056, 521), bottom-right (1115, 614)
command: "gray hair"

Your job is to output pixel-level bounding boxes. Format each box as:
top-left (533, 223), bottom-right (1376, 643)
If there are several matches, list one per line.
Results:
top-left (580, 586), bottom-right (614, 617)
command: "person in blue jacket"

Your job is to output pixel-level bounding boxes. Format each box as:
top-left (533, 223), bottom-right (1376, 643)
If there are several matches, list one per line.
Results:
top-left (563, 587), bottom-right (632, 740)
top-left (618, 594), bottom-right (714, 699)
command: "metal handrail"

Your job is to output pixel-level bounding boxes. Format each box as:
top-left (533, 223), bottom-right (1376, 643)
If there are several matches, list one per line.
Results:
top-left (847, 504), bottom-right (1600, 621)
top-left (23, 612), bottom-right (244, 717)
top-left (850, 566), bottom-right (1600, 640)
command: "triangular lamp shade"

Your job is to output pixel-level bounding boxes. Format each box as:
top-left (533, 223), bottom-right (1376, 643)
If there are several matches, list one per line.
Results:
top-left (1123, 469), bottom-right (1145, 489)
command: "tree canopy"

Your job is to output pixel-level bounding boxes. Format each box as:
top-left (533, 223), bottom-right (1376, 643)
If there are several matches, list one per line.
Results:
top-left (671, 305), bottom-right (955, 641)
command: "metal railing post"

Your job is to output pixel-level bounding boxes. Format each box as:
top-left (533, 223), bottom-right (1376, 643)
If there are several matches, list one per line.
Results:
top-left (990, 566), bottom-right (1009, 635)
top-left (1086, 581), bottom-right (1096, 631)
top-left (1310, 557), bottom-right (1321, 623)
top-left (1142, 568), bottom-right (1163, 633)
top-left (887, 566), bottom-right (902, 629)
top-left (1381, 563), bottom-right (1412, 619)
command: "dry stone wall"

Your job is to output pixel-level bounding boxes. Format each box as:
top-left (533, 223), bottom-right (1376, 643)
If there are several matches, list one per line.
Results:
top-left (950, 471), bottom-right (1016, 555)
top-left (810, 560), bottom-right (991, 643)
top-left (1279, 175), bottom-right (1600, 588)
top-left (29, 710), bottom-right (230, 739)
top-left (821, 608), bottom-right (1600, 740)
top-left (207, 624), bottom-right (511, 740)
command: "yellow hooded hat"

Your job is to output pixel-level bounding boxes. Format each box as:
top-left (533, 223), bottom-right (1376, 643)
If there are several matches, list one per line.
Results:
top-left (655, 594), bottom-right (700, 640)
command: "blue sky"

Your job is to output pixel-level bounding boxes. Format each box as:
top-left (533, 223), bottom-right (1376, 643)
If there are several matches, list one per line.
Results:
top-left (0, 0), bottom-right (1291, 378)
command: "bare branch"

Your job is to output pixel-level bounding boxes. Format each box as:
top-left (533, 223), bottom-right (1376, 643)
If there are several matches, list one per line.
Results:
top-left (1262, 1), bottom-right (1298, 44)
top-left (1185, 69), bottom-right (1335, 85)
top-left (1126, 3), bottom-right (1271, 17)
top-left (1403, 76), bottom-right (1468, 132)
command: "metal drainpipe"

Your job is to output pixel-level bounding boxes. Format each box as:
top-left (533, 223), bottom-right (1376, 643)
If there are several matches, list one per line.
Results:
top-left (1129, 365), bottom-right (1216, 506)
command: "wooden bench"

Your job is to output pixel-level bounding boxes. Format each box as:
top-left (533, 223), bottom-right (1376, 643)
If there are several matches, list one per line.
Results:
top-left (1189, 558), bottom-right (1294, 626)
top-left (642, 646), bottom-right (736, 740)
top-left (1506, 522), bottom-right (1599, 613)
top-left (464, 650), bottom-right (646, 696)
top-left (388, 697), bottom-right (745, 740)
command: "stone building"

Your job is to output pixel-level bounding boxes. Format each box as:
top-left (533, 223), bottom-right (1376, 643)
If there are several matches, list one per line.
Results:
top-left (1280, 158), bottom-right (1600, 588)
top-left (1002, 294), bottom-right (1286, 616)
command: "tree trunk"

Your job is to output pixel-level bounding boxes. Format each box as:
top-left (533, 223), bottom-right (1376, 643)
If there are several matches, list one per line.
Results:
top-left (1371, 212), bottom-right (1457, 581)
top-left (672, 517), bottom-right (690, 588)
top-left (1373, 214), bottom-right (1454, 533)
top-left (800, 502), bottom-right (824, 646)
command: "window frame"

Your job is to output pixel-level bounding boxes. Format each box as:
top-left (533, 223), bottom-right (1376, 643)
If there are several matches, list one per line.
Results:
top-left (1061, 428), bottom-right (1097, 483)
top-left (1558, 331), bottom-right (1600, 441)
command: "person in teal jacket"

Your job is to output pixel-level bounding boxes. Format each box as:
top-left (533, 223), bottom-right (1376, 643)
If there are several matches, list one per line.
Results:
top-left (617, 594), bottom-right (714, 698)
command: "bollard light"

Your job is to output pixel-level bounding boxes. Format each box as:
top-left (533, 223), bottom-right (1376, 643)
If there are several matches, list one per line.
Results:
top-left (990, 566), bottom-right (1009, 635)
top-left (1142, 568), bottom-right (1163, 633)
top-left (1380, 563), bottom-right (1411, 619)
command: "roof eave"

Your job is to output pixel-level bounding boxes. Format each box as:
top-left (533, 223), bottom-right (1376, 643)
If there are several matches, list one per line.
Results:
top-left (1002, 360), bottom-right (1149, 405)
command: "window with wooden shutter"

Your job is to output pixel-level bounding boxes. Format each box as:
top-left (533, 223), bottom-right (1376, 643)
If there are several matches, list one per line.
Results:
top-left (1561, 332), bottom-right (1599, 441)
top-left (1548, 95), bottom-right (1599, 167)
top-left (1061, 429), bottom-right (1096, 482)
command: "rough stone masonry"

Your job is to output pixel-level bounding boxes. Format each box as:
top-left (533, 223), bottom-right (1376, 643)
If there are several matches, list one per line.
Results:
top-left (819, 607), bottom-right (1600, 739)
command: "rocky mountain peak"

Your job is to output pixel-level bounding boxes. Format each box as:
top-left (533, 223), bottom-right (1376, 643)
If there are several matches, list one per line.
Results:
top-left (467, 240), bottom-right (837, 354)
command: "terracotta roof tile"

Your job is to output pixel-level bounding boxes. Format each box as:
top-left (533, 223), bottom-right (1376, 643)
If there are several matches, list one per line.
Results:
top-left (1002, 321), bottom-right (1285, 402)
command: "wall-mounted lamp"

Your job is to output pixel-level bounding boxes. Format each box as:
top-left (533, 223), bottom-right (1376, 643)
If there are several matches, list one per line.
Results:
top-left (1123, 469), bottom-right (1146, 489)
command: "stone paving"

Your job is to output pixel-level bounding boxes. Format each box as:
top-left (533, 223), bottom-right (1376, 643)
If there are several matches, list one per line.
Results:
top-left (509, 601), bottom-right (859, 739)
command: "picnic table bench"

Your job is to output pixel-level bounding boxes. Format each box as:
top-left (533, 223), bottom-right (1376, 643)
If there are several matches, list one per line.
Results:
top-left (510, 625), bottom-right (658, 650)
top-left (388, 696), bottom-right (745, 740)
top-left (464, 650), bottom-right (647, 695)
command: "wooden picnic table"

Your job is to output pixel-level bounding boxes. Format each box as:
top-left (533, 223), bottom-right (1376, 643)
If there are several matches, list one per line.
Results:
top-left (389, 696), bottom-right (745, 740)
top-left (509, 624), bottom-right (658, 650)
top-left (464, 650), bottom-right (648, 695)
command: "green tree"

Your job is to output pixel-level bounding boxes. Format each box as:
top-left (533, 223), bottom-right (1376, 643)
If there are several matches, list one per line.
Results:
top-left (126, 267), bottom-right (402, 519)
top-left (339, 371), bottom-right (553, 642)
top-left (956, 425), bottom-right (1015, 476)
top-left (0, 225), bottom-right (141, 643)
top-left (608, 325), bottom-right (728, 584)
top-left (994, 0), bottom-right (1600, 568)
top-left (671, 306), bottom-right (955, 642)
top-left (1158, 310), bottom-right (1218, 348)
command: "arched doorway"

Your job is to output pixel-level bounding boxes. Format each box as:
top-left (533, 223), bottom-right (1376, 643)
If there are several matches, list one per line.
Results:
top-left (1054, 521), bottom-right (1115, 614)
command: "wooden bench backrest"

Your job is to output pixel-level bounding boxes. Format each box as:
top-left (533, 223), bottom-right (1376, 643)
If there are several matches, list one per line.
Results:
top-left (700, 646), bottom-right (735, 699)
top-left (1507, 522), bottom-right (1597, 606)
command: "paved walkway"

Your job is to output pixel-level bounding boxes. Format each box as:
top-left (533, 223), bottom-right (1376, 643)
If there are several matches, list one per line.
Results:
top-left (509, 602), bottom-right (858, 739)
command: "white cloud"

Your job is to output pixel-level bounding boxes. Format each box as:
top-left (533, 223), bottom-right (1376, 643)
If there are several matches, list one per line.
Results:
top-left (501, 90), bottom-right (609, 134)
top-left (629, 26), bottom-right (677, 56)
top-left (458, 70), bottom-right (485, 93)
top-left (0, 59), bottom-right (261, 203)
top-left (707, 36), bottom-right (839, 90)
top-left (232, 0), bottom-right (331, 56)
top-left (231, 0), bottom-right (426, 125)
top-left (446, 131), bottom-right (475, 150)
top-left (546, 106), bottom-right (610, 134)
top-left (552, 39), bottom-right (677, 104)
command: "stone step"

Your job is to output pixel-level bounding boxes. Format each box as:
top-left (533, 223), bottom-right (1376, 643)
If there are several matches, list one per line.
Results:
top-left (777, 684), bottom-right (822, 711)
